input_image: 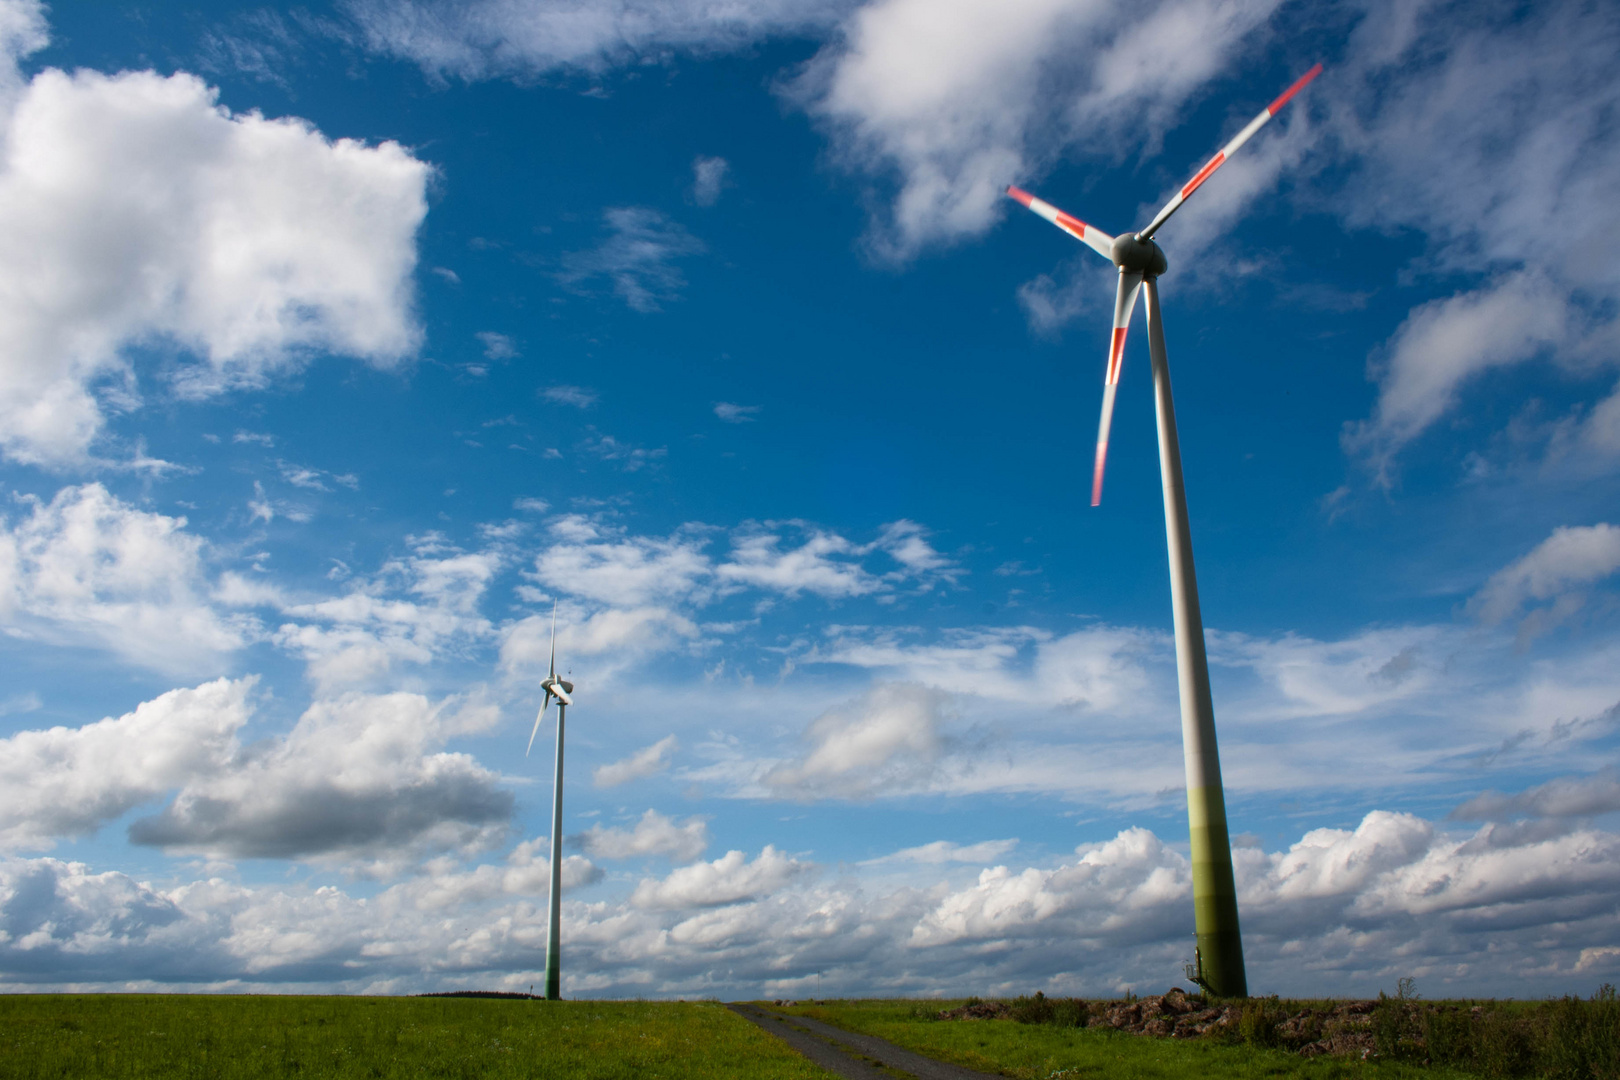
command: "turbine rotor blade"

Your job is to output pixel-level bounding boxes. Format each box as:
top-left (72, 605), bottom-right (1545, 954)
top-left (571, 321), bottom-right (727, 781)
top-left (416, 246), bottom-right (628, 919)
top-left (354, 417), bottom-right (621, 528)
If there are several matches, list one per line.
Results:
top-left (548, 599), bottom-right (557, 679)
top-left (1092, 271), bottom-right (1145, 506)
top-left (1006, 186), bottom-right (1116, 261)
top-left (1137, 64), bottom-right (1322, 242)
top-left (526, 693), bottom-right (554, 757)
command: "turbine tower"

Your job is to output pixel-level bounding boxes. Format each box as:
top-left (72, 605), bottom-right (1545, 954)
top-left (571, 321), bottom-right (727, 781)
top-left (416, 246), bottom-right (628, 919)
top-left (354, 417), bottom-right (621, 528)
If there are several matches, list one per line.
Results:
top-left (526, 601), bottom-right (575, 1001)
top-left (1007, 64), bottom-right (1322, 999)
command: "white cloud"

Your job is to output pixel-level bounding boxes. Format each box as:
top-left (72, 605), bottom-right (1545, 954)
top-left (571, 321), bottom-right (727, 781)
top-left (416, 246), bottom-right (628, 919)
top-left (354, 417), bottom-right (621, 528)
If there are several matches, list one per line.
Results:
top-left (5, 807), bottom-right (1620, 996)
top-left (0, 33), bottom-right (429, 464)
top-left (0, 678), bottom-right (252, 850)
top-left (1334, 0), bottom-right (1620, 472)
top-left (273, 536), bottom-right (502, 691)
top-left (792, 0), bottom-right (1283, 260)
top-left (475, 330), bottom-right (517, 359)
top-left (559, 207), bottom-right (703, 313)
top-left (543, 385), bottom-right (597, 408)
top-left (0, 483), bottom-right (252, 672)
top-left (763, 682), bottom-right (949, 799)
top-left (629, 845), bottom-right (810, 909)
top-left (911, 826), bottom-right (1188, 947)
top-left (533, 516), bottom-right (711, 608)
top-left (0, 677), bottom-right (509, 865)
top-left (1454, 767), bottom-right (1620, 822)
top-left (1343, 273), bottom-right (1571, 478)
top-left (1468, 524), bottom-right (1620, 633)
top-left (863, 838), bottom-right (1018, 865)
top-left (581, 432), bottom-right (667, 471)
top-left (128, 690), bottom-right (511, 864)
top-left (690, 154), bottom-right (730, 206)
top-left (719, 523), bottom-right (881, 598)
top-left (713, 401), bottom-right (759, 423)
top-left (348, 0), bottom-right (850, 80)
top-left (576, 809), bottom-right (708, 863)
top-left (384, 839), bottom-right (599, 911)
top-left (594, 734), bottom-right (679, 787)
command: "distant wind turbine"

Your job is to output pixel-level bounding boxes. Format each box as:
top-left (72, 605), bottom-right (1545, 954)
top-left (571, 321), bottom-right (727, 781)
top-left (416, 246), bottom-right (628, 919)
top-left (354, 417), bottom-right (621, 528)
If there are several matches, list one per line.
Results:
top-left (526, 601), bottom-right (575, 1002)
top-left (1006, 63), bottom-right (1322, 999)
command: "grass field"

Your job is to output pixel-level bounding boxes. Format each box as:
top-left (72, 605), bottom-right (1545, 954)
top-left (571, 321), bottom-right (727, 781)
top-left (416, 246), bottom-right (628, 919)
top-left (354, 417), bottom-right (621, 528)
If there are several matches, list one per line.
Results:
top-left (774, 999), bottom-right (1484, 1080)
top-left (0, 995), bottom-right (837, 1080)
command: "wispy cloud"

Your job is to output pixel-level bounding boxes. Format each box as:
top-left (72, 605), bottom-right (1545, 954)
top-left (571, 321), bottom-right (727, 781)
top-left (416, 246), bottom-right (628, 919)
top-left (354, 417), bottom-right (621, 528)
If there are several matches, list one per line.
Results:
top-left (559, 207), bottom-right (704, 313)
top-left (713, 402), bottom-right (760, 423)
top-left (543, 385), bottom-right (598, 408)
top-left (690, 155), bottom-right (731, 205)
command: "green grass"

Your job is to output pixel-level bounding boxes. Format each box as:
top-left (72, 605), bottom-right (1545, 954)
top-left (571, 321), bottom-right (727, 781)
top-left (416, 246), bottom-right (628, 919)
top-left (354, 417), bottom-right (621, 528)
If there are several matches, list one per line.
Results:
top-left (0, 995), bottom-right (838, 1080)
top-left (774, 999), bottom-right (1483, 1080)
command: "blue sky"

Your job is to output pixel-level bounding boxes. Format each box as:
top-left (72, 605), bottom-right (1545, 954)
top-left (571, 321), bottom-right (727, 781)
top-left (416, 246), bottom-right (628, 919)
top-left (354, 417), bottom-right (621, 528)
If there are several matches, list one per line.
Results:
top-left (1, 0), bottom-right (1619, 1000)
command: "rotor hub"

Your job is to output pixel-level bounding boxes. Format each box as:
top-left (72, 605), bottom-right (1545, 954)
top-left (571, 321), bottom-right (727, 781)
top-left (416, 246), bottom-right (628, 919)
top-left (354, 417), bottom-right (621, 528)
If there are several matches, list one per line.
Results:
top-left (1112, 234), bottom-right (1168, 277)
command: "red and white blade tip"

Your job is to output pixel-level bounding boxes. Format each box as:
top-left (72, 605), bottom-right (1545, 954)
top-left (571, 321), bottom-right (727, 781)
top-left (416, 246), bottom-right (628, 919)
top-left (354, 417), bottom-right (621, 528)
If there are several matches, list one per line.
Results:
top-left (1006, 186), bottom-right (1115, 260)
top-left (1267, 63), bottom-right (1323, 116)
top-left (1138, 63), bottom-right (1323, 241)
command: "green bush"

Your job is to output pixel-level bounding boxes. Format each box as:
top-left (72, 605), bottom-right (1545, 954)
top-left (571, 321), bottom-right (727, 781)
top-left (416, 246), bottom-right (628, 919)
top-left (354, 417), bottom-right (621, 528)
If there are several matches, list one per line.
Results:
top-left (1543, 984), bottom-right (1620, 1080)
top-left (1374, 992), bottom-right (1423, 1060)
top-left (1009, 991), bottom-right (1055, 1025)
top-left (1473, 1006), bottom-right (1536, 1078)
top-left (1236, 996), bottom-right (1285, 1048)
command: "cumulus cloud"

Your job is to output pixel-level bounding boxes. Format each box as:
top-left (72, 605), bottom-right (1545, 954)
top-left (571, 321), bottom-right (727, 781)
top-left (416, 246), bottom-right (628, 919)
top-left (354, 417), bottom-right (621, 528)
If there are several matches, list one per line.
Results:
top-left (0, 483), bottom-right (252, 672)
top-left (763, 682), bottom-right (950, 799)
top-left (0, 677), bottom-right (508, 865)
top-left (559, 207), bottom-right (704, 313)
top-left (5, 809), bottom-right (1620, 996)
top-left (0, 678), bottom-right (252, 850)
top-left (911, 826), bottom-right (1187, 947)
top-left (594, 735), bottom-right (679, 787)
top-left (576, 809), bottom-right (708, 863)
top-left (1467, 524), bottom-right (1620, 636)
top-left (272, 534), bottom-right (503, 691)
top-left (533, 516), bottom-right (711, 608)
top-left (629, 845), bottom-right (810, 909)
top-left (389, 839), bottom-right (600, 911)
top-left (0, 24), bottom-right (428, 464)
top-left (719, 523), bottom-right (882, 598)
top-left (128, 690), bottom-right (511, 864)
top-left (501, 607), bottom-right (699, 678)
top-left (348, 0), bottom-right (850, 81)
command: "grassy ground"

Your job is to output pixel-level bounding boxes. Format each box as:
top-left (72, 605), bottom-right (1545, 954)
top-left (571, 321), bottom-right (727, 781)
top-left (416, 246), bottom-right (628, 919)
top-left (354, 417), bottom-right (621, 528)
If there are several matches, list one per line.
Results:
top-left (775, 999), bottom-right (1484, 1080)
top-left (0, 995), bottom-right (838, 1080)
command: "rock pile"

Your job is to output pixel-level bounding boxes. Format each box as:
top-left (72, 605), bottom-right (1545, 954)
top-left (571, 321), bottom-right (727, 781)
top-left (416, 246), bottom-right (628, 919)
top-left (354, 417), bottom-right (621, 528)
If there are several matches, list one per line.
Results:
top-left (938, 989), bottom-right (1387, 1059)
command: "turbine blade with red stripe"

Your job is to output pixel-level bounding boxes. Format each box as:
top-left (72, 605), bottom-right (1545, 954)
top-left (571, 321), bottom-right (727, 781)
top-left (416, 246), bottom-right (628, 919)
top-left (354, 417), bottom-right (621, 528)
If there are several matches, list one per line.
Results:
top-left (1006, 186), bottom-right (1115, 261)
top-left (1092, 270), bottom-right (1144, 506)
top-left (1137, 64), bottom-right (1322, 241)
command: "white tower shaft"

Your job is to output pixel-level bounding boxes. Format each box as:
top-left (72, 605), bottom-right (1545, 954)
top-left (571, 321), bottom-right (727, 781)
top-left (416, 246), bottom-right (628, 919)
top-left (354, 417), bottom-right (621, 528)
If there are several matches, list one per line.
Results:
top-left (543, 702), bottom-right (566, 1000)
top-left (1145, 279), bottom-right (1245, 997)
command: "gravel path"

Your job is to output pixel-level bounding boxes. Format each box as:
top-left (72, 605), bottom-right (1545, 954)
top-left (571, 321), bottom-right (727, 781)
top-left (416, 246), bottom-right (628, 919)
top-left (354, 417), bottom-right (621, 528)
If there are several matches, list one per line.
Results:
top-left (727, 1004), bottom-right (1006, 1080)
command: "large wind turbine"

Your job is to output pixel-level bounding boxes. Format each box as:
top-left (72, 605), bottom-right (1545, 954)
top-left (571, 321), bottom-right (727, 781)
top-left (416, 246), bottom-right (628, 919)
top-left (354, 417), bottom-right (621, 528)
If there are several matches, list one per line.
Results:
top-left (526, 601), bottom-right (575, 1001)
top-left (1006, 64), bottom-right (1322, 999)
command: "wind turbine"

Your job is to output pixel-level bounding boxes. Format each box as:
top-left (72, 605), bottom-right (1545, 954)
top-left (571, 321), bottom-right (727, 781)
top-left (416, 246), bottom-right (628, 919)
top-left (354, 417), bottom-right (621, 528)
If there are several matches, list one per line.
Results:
top-left (1006, 63), bottom-right (1322, 999)
top-left (526, 601), bottom-right (575, 1001)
